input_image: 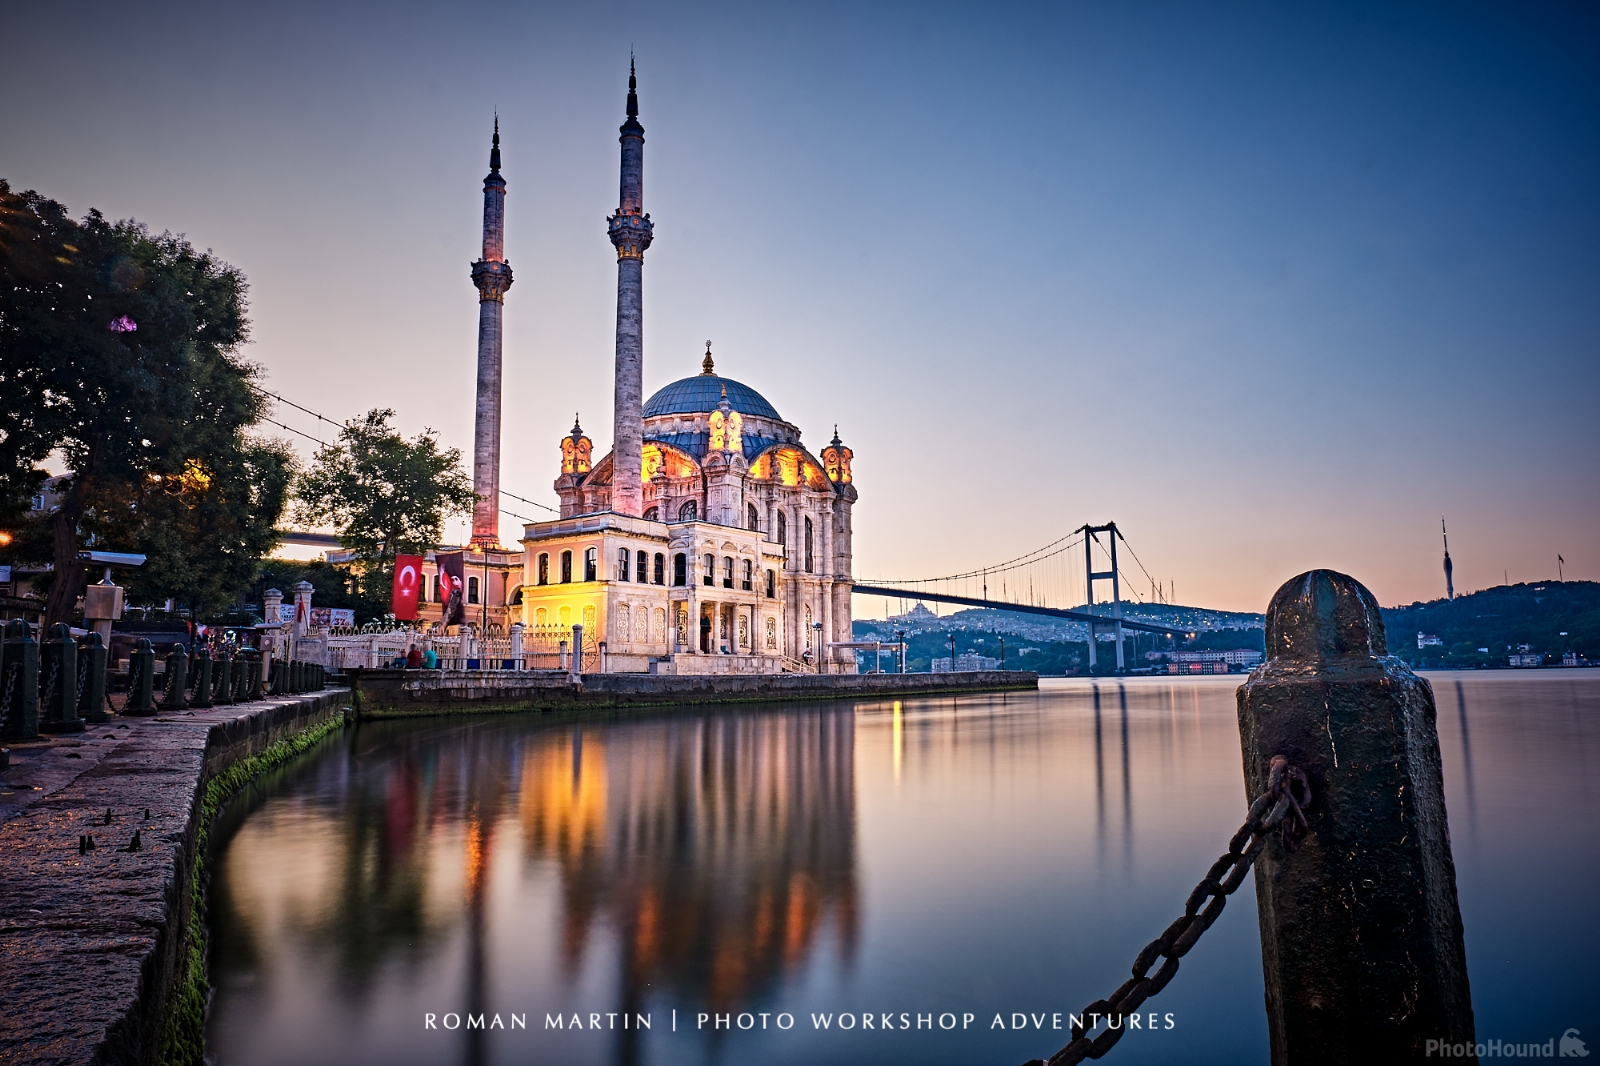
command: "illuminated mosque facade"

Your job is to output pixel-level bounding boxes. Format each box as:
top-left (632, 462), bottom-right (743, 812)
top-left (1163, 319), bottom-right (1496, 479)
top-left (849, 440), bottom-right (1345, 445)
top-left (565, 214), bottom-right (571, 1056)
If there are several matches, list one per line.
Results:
top-left (438, 63), bottom-right (859, 674)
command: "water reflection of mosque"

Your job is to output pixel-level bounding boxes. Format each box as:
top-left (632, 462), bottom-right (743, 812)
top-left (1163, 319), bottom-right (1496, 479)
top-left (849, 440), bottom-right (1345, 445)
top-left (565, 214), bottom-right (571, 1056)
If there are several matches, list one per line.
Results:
top-left (315, 712), bottom-right (855, 1049)
top-left (520, 711), bottom-right (859, 1013)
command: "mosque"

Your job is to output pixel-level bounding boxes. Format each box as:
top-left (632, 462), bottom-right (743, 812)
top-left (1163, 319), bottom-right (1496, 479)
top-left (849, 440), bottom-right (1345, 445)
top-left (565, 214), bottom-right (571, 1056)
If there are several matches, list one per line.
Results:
top-left (412, 63), bottom-right (859, 674)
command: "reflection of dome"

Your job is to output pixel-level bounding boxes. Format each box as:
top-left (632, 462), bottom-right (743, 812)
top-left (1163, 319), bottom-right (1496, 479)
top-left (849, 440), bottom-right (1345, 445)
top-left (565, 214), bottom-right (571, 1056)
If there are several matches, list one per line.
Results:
top-left (642, 375), bottom-right (782, 421)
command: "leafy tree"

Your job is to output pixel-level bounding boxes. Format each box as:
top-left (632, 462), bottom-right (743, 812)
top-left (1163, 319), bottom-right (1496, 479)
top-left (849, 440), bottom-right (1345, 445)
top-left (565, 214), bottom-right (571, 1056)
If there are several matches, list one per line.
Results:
top-left (0, 180), bottom-right (290, 625)
top-left (293, 409), bottom-right (476, 602)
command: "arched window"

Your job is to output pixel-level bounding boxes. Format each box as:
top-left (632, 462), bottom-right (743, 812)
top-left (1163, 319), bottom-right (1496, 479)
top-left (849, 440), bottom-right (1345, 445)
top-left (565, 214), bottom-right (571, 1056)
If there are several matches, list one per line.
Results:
top-left (468, 576), bottom-right (480, 604)
top-left (804, 516), bottom-right (814, 573)
top-left (617, 547), bottom-right (630, 582)
top-left (636, 550), bottom-right (648, 582)
top-left (765, 569), bottom-right (775, 598)
top-left (777, 511), bottom-right (786, 545)
top-left (748, 503), bottom-right (759, 531)
top-left (536, 553), bottom-right (549, 586)
top-left (583, 547), bottom-right (598, 582)
top-left (653, 553), bottom-right (665, 585)
top-left (678, 500), bottom-right (697, 521)
top-left (643, 506), bottom-right (660, 522)
top-left (742, 559), bottom-right (753, 591)
top-left (723, 556), bottom-right (735, 589)
top-left (509, 586), bottom-right (523, 606)
top-left (703, 553), bottom-right (715, 586)
top-left (560, 550), bottom-right (573, 583)
top-left (673, 553), bottom-right (687, 586)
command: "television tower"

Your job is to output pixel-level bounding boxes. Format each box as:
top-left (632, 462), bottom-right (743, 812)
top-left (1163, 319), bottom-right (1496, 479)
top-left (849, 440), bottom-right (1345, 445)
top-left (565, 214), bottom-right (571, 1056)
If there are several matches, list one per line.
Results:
top-left (1441, 517), bottom-right (1454, 601)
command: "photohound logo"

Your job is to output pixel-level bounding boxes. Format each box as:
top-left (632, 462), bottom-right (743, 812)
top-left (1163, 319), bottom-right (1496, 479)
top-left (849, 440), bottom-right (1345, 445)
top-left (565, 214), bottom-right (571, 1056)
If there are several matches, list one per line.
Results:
top-left (1426, 1029), bottom-right (1589, 1058)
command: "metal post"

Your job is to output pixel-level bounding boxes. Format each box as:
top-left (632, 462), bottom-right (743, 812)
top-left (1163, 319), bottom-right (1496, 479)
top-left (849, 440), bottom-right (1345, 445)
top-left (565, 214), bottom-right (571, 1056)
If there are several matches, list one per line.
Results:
top-left (1237, 570), bottom-right (1474, 1063)
top-left (79, 632), bottom-right (110, 723)
top-left (126, 638), bottom-right (157, 717)
top-left (896, 630), bottom-right (906, 673)
top-left (569, 624), bottom-right (583, 683)
top-left (190, 644), bottom-right (213, 709)
top-left (41, 623), bottom-right (85, 732)
top-left (158, 643), bottom-right (188, 711)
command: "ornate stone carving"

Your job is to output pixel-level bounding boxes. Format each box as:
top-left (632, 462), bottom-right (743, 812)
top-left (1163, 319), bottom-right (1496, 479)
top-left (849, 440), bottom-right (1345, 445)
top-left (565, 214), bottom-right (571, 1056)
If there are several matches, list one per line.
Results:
top-left (607, 211), bottom-right (654, 260)
top-left (471, 258), bottom-right (514, 302)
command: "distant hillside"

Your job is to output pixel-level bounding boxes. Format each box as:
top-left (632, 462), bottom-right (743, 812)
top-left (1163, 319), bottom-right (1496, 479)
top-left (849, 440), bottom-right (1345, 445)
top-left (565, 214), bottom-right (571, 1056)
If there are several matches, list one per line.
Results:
top-left (1382, 581), bottom-right (1599, 667)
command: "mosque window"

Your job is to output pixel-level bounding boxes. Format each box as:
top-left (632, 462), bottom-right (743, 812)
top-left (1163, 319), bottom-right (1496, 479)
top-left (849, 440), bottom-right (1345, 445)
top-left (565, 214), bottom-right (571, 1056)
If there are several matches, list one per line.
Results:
top-left (742, 559), bottom-right (753, 591)
top-left (643, 506), bottom-right (659, 521)
top-left (536, 553), bottom-right (549, 586)
top-left (703, 553), bottom-right (715, 586)
top-left (560, 550), bottom-right (573, 583)
top-left (583, 547), bottom-right (598, 582)
top-left (723, 556), bottom-right (735, 589)
top-left (654, 553), bottom-right (666, 585)
top-left (765, 569), bottom-right (775, 598)
top-left (748, 503), bottom-right (759, 531)
top-left (679, 500), bottom-right (697, 521)
top-left (777, 511), bottom-right (786, 545)
top-left (468, 576), bottom-right (480, 605)
top-left (673, 553), bottom-right (687, 586)
top-left (617, 547), bottom-right (630, 582)
top-left (804, 517), bottom-right (814, 573)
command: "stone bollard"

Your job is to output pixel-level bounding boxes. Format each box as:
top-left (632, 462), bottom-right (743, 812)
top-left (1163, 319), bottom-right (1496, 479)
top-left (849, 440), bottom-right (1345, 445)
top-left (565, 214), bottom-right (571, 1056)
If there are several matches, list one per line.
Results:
top-left (214, 648), bottom-right (235, 706)
top-left (292, 659), bottom-right (303, 693)
top-left (245, 650), bottom-right (263, 701)
top-left (1237, 570), bottom-right (1474, 1064)
top-left (40, 623), bottom-right (85, 733)
top-left (125, 638), bottom-right (157, 717)
top-left (158, 643), bottom-right (189, 711)
top-left (270, 659), bottom-right (287, 695)
top-left (558, 641), bottom-right (568, 672)
top-left (190, 645), bottom-right (213, 709)
top-left (234, 651), bottom-right (254, 702)
top-left (568, 624), bottom-right (584, 685)
top-left (1, 619), bottom-right (41, 739)
top-left (79, 632), bottom-right (110, 723)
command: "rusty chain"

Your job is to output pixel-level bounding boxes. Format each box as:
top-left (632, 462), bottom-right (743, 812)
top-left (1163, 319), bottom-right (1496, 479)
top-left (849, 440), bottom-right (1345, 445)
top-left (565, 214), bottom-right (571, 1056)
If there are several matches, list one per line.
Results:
top-left (1025, 755), bottom-right (1310, 1066)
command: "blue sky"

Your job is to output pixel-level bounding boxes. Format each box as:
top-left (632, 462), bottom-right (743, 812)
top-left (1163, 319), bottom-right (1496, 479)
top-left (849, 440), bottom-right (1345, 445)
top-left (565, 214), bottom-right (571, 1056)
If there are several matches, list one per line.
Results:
top-left (3, 1), bottom-right (1595, 611)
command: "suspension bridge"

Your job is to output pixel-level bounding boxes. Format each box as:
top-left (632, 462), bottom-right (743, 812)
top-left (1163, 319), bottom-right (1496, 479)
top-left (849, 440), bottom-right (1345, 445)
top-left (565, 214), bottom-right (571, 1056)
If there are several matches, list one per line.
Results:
top-left (852, 522), bottom-right (1187, 672)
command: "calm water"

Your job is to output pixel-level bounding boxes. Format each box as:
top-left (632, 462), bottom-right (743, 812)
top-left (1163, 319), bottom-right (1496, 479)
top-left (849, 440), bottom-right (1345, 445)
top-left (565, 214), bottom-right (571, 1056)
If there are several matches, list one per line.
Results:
top-left (205, 672), bottom-right (1600, 1065)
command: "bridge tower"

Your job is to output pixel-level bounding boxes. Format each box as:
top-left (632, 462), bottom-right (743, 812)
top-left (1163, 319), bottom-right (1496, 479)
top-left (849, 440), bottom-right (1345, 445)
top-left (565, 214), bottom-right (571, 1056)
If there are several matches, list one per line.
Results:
top-left (1082, 522), bottom-right (1126, 673)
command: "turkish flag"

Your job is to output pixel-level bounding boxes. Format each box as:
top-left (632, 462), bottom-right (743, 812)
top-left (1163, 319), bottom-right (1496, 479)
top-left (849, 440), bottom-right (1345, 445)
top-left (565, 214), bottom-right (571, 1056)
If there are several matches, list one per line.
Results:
top-left (392, 555), bottom-right (424, 621)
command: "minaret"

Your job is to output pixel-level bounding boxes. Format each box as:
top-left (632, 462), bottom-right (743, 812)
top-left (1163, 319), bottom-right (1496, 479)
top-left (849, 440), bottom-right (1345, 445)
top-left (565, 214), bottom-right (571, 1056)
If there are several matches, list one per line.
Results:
top-left (469, 118), bottom-right (513, 549)
top-left (1442, 517), bottom-right (1454, 601)
top-left (607, 60), bottom-right (653, 517)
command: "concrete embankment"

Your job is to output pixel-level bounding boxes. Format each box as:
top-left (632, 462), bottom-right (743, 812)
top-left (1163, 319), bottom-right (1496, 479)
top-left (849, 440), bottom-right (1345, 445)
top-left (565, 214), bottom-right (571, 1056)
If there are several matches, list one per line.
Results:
top-left (349, 668), bottom-right (1038, 718)
top-left (0, 689), bottom-right (350, 1066)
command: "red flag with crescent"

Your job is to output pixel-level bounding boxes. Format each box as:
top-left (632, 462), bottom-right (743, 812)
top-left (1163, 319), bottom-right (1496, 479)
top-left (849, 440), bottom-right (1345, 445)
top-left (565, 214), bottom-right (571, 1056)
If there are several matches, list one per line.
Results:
top-left (392, 554), bottom-right (424, 621)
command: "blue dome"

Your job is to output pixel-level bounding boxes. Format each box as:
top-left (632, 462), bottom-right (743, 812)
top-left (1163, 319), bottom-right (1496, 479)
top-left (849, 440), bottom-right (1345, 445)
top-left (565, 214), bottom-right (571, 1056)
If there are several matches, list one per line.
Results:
top-left (642, 374), bottom-right (782, 421)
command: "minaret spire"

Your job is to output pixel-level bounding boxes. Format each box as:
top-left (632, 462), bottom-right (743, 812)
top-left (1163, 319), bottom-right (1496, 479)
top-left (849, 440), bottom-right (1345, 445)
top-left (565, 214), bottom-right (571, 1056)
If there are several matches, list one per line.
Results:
top-left (607, 58), bottom-right (653, 516)
top-left (469, 118), bottom-right (513, 549)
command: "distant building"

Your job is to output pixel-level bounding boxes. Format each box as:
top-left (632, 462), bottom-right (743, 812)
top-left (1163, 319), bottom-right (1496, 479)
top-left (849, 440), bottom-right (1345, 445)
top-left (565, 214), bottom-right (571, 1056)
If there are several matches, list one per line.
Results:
top-left (1167, 661), bottom-right (1233, 675)
top-left (1171, 648), bottom-right (1263, 667)
top-left (887, 602), bottom-right (942, 628)
top-left (1417, 632), bottom-right (1444, 649)
top-left (931, 653), bottom-right (999, 673)
top-left (1509, 652), bottom-right (1543, 668)
top-left (1563, 652), bottom-right (1580, 667)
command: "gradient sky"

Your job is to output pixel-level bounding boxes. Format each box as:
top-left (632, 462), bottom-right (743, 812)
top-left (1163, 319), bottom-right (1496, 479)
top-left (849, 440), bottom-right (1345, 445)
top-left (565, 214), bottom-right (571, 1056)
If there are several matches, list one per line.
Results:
top-left (4, 1), bottom-right (1596, 612)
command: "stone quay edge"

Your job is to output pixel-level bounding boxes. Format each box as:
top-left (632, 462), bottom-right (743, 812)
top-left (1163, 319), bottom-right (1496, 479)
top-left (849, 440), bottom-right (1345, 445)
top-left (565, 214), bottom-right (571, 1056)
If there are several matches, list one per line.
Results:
top-left (0, 689), bottom-right (351, 1066)
top-left (348, 668), bottom-right (1039, 718)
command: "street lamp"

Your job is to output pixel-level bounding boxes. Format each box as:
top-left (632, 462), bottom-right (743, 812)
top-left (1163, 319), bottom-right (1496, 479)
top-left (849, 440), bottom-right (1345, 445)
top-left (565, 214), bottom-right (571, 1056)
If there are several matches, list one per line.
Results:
top-left (999, 634), bottom-right (1005, 671)
top-left (949, 632), bottom-right (957, 673)
top-left (812, 621), bottom-right (824, 673)
top-left (895, 629), bottom-right (906, 673)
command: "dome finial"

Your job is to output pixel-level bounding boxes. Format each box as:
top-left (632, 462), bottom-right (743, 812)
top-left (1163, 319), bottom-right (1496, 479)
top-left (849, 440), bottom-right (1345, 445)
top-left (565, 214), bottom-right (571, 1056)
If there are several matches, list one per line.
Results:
top-left (571, 412), bottom-right (583, 437)
top-left (701, 340), bottom-right (715, 375)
